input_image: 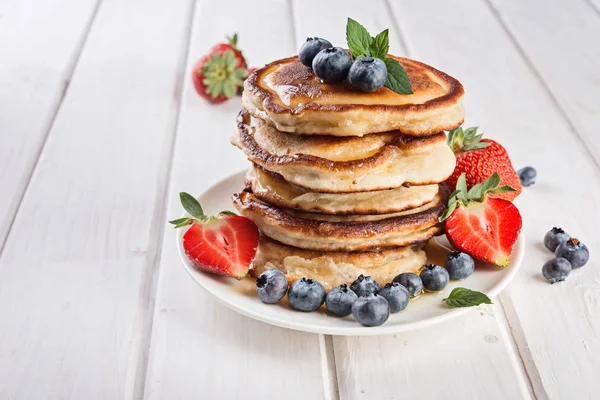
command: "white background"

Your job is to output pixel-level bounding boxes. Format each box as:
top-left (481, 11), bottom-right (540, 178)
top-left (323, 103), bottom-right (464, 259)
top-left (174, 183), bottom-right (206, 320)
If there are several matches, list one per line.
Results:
top-left (0, 0), bottom-right (599, 399)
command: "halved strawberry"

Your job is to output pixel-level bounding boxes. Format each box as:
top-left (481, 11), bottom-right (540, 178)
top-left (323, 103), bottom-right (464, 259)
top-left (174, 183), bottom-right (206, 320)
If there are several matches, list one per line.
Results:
top-left (440, 173), bottom-right (522, 267)
top-left (169, 192), bottom-right (259, 279)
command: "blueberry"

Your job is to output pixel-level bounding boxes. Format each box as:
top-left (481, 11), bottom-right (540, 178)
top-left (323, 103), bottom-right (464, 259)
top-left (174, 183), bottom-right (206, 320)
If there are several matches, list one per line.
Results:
top-left (544, 227), bottom-right (570, 252)
top-left (517, 166), bottom-right (536, 187)
top-left (542, 258), bottom-right (572, 283)
top-left (555, 238), bottom-right (589, 269)
top-left (325, 284), bottom-right (358, 317)
top-left (312, 47), bottom-right (352, 83)
top-left (393, 272), bottom-right (423, 298)
top-left (420, 264), bottom-right (449, 292)
top-left (350, 274), bottom-right (381, 297)
top-left (288, 278), bottom-right (326, 311)
top-left (256, 269), bottom-right (288, 304)
top-left (299, 37), bottom-right (333, 68)
top-left (445, 251), bottom-right (475, 280)
top-left (348, 57), bottom-right (387, 92)
top-left (351, 293), bottom-right (390, 327)
top-left (377, 282), bottom-right (409, 313)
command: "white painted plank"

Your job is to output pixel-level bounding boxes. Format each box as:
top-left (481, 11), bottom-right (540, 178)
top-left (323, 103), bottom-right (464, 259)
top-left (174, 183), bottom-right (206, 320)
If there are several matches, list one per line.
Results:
top-left (0, 0), bottom-right (98, 246)
top-left (292, 1), bottom-right (531, 398)
top-left (388, 0), bottom-right (600, 398)
top-left (143, 1), bottom-right (327, 399)
top-left (0, 0), bottom-right (193, 398)
top-left (487, 0), bottom-right (600, 169)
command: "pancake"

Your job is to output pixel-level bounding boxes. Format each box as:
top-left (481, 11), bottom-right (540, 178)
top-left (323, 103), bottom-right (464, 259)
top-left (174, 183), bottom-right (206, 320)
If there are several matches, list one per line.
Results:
top-left (246, 166), bottom-right (440, 215)
top-left (232, 110), bottom-right (456, 193)
top-left (233, 191), bottom-right (445, 251)
top-left (242, 55), bottom-right (464, 136)
top-left (251, 236), bottom-right (426, 291)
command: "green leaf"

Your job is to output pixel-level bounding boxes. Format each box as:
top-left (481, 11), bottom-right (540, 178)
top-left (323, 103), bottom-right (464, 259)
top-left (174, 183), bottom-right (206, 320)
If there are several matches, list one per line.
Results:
top-left (169, 217), bottom-right (190, 226)
top-left (179, 192), bottom-right (204, 219)
top-left (227, 33), bottom-right (238, 47)
top-left (370, 29), bottom-right (389, 59)
top-left (467, 183), bottom-right (484, 201)
top-left (443, 287), bottom-right (493, 308)
top-left (439, 201), bottom-right (457, 222)
top-left (384, 58), bottom-right (413, 94)
top-left (455, 173), bottom-right (468, 203)
top-left (346, 18), bottom-right (373, 58)
top-left (480, 172), bottom-right (501, 193)
top-left (218, 210), bottom-right (238, 216)
top-left (489, 185), bottom-right (516, 195)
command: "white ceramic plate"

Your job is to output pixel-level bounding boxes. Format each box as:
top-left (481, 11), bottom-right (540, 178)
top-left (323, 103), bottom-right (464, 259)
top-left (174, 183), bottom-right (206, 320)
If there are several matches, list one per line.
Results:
top-left (176, 170), bottom-right (525, 336)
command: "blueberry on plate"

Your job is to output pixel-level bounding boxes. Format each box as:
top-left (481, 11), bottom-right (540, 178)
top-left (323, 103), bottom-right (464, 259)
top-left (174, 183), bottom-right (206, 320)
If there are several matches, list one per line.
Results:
top-left (445, 251), bottom-right (475, 280)
top-left (348, 57), bottom-right (387, 92)
top-left (288, 278), bottom-right (326, 311)
top-left (298, 37), bottom-right (333, 68)
top-left (312, 47), bottom-right (352, 83)
top-left (544, 227), bottom-right (570, 252)
top-left (325, 284), bottom-right (358, 317)
top-left (420, 264), bottom-right (449, 292)
top-left (256, 269), bottom-right (288, 304)
top-left (517, 166), bottom-right (537, 187)
top-left (351, 293), bottom-right (390, 327)
top-left (542, 258), bottom-right (572, 283)
top-left (555, 238), bottom-right (589, 269)
top-left (393, 272), bottom-right (423, 298)
top-left (350, 274), bottom-right (381, 297)
top-left (377, 282), bottom-right (409, 313)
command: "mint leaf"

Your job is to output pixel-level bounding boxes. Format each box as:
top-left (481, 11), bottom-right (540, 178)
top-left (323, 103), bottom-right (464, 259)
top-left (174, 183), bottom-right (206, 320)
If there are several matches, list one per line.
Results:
top-left (179, 192), bottom-right (204, 219)
top-left (346, 18), bottom-right (372, 58)
top-left (384, 58), bottom-right (413, 94)
top-left (443, 287), bottom-right (493, 308)
top-left (370, 29), bottom-right (389, 59)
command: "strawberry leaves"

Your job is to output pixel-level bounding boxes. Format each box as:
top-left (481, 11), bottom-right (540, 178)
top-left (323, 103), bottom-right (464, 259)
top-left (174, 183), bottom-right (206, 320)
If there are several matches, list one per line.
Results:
top-left (447, 126), bottom-right (490, 153)
top-left (169, 192), bottom-right (238, 228)
top-left (345, 18), bottom-right (413, 94)
top-left (202, 50), bottom-right (249, 100)
top-left (443, 287), bottom-right (492, 308)
top-left (440, 173), bottom-right (516, 222)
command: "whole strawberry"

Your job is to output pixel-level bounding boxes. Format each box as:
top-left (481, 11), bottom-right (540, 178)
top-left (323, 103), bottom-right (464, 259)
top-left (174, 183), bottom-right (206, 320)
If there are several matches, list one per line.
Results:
top-left (445, 127), bottom-right (522, 202)
top-left (170, 192), bottom-right (259, 279)
top-left (191, 34), bottom-right (249, 104)
top-left (440, 173), bottom-right (522, 267)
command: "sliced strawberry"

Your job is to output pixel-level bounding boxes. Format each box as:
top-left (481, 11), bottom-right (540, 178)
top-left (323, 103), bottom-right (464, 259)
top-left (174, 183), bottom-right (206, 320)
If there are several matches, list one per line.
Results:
top-left (170, 192), bottom-right (259, 279)
top-left (446, 127), bottom-right (522, 202)
top-left (440, 173), bottom-right (522, 267)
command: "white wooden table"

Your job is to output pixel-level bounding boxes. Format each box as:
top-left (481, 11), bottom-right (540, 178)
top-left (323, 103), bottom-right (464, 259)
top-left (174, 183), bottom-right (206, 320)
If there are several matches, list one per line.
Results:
top-left (1, 0), bottom-right (599, 398)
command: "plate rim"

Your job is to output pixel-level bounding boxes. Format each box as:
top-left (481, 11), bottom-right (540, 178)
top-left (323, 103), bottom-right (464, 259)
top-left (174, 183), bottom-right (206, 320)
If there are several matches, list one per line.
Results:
top-left (176, 169), bottom-right (525, 336)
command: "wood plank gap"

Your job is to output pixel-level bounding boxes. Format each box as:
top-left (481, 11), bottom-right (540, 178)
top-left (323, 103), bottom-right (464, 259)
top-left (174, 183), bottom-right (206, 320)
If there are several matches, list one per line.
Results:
top-left (383, 0), bottom-right (412, 56)
top-left (484, 0), bottom-right (600, 173)
top-left (0, 0), bottom-right (103, 259)
top-left (497, 295), bottom-right (550, 400)
top-left (319, 335), bottom-right (340, 400)
top-left (582, 0), bottom-right (600, 16)
top-left (125, 1), bottom-right (200, 399)
top-left (289, 0), bottom-right (300, 53)
top-left (494, 300), bottom-right (541, 400)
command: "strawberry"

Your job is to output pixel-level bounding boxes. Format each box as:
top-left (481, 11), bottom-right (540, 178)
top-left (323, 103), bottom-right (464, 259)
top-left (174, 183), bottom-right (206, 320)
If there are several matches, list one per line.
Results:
top-left (191, 33), bottom-right (249, 103)
top-left (446, 127), bottom-right (522, 202)
top-left (169, 192), bottom-right (259, 279)
top-left (440, 173), bottom-right (522, 267)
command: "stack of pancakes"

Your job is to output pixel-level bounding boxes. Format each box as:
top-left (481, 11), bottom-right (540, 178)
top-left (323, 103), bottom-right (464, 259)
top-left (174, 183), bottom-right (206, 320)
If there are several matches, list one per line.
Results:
top-left (232, 55), bottom-right (464, 290)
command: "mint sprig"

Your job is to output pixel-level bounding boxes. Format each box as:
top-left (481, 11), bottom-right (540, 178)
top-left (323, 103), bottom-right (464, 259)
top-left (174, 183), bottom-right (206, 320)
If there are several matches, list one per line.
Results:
top-left (345, 18), bottom-right (413, 94)
top-left (443, 287), bottom-right (492, 308)
top-left (168, 192), bottom-right (237, 228)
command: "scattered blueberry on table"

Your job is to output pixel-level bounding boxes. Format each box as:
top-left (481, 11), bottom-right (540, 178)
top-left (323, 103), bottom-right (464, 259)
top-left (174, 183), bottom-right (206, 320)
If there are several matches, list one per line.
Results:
top-left (325, 284), bottom-right (358, 317)
top-left (298, 37), bottom-right (333, 67)
top-left (543, 227), bottom-right (570, 252)
top-left (445, 251), bottom-right (475, 280)
top-left (555, 238), bottom-right (589, 269)
top-left (351, 293), bottom-right (390, 327)
top-left (288, 278), bottom-right (326, 311)
top-left (350, 274), bottom-right (381, 297)
top-left (256, 269), bottom-right (288, 304)
top-left (542, 258), bottom-right (572, 283)
top-left (378, 282), bottom-right (409, 313)
top-left (420, 264), bottom-right (450, 292)
top-left (393, 272), bottom-right (423, 298)
top-left (517, 166), bottom-right (536, 187)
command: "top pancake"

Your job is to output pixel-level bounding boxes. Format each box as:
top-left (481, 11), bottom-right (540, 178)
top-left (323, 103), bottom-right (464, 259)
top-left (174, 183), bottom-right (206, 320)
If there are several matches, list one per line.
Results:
top-left (243, 55), bottom-right (464, 136)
